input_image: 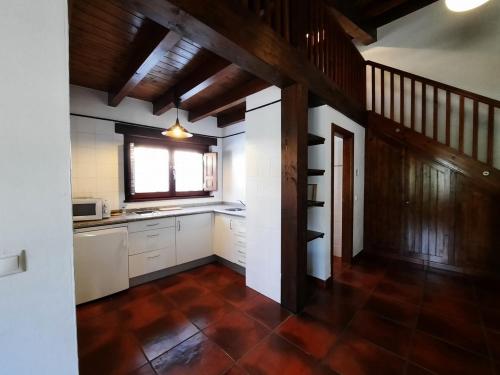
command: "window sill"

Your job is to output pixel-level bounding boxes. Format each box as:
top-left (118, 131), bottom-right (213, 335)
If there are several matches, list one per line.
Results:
top-left (124, 194), bottom-right (215, 203)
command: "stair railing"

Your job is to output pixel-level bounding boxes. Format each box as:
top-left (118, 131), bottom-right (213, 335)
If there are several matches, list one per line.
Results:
top-left (366, 60), bottom-right (500, 169)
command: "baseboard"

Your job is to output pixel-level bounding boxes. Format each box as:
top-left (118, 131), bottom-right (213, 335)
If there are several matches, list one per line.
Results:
top-left (130, 255), bottom-right (217, 287)
top-left (307, 274), bottom-right (332, 289)
top-left (214, 255), bottom-right (245, 276)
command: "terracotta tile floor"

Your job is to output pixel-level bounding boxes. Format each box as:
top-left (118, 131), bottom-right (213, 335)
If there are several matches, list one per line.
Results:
top-left (77, 259), bottom-right (500, 375)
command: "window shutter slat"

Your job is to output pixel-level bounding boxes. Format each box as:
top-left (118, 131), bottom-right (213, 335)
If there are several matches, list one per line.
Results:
top-left (203, 152), bottom-right (217, 191)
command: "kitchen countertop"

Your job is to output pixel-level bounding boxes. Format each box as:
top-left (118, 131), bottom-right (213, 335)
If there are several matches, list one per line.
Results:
top-left (73, 203), bottom-right (246, 230)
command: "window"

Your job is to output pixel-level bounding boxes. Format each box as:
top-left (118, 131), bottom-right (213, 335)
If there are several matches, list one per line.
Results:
top-left (124, 136), bottom-right (215, 202)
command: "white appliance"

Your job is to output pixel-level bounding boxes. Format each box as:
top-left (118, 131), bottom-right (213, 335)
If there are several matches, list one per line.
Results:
top-left (72, 198), bottom-right (111, 222)
top-left (74, 226), bottom-right (129, 304)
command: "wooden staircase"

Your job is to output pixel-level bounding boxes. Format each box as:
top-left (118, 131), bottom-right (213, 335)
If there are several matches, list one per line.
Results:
top-left (366, 61), bottom-right (500, 193)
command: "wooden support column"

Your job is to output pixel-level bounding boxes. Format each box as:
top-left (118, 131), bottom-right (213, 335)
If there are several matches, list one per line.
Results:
top-left (281, 83), bottom-right (308, 313)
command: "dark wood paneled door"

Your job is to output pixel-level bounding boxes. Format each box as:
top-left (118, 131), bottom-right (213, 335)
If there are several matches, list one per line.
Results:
top-left (364, 132), bottom-right (405, 255)
top-left (402, 153), bottom-right (454, 265)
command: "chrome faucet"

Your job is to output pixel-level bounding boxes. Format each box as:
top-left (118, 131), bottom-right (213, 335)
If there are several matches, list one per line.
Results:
top-left (238, 200), bottom-right (246, 207)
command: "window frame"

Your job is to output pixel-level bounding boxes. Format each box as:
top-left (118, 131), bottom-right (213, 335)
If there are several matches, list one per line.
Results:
top-left (124, 135), bottom-right (211, 202)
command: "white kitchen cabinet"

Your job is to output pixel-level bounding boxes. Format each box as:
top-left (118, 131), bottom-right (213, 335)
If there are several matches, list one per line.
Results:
top-left (175, 213), bottom-right (213, 265)
top-left (213, 213), bottom-right (246, 267)
top-left (128, 219), bottom-right (176, 278)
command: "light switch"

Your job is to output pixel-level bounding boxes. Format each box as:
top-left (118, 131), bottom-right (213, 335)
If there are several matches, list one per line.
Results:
top-left (0, 250), bottom-right (27, 278)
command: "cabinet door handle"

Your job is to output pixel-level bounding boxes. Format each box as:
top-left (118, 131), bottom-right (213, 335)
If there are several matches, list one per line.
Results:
top-left (147, 223), bottom-right (159, 227)
top-left (229, 219), bottom-right (233, 230)
top-left (177, 221), bottom-right (181, 231)
top-left (237, 250), bottom-right (245, 254)
top-left (147, 254), bottom-right (161, 259)
top-left (237, 260), bottom-right (245, 265)
top-left (147, 234), bottom-right (160, 238)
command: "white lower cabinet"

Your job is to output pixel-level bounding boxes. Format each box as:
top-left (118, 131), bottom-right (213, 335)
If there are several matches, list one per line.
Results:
top-left (214, 213), bottom-right (246, 267)
top-left (128, 223), bottom-right (176, 278)
top-left (175, 213), bottom-right (213, 265)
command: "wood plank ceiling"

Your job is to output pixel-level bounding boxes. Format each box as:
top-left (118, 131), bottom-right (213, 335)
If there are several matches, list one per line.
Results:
top-left (325, 0), bottom-right (438, 44)
top-left (69, 0), bottom-right (266, 126)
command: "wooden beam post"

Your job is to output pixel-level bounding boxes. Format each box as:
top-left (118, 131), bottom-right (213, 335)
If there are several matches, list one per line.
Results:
top-left (108, 23), bottom-right (182, 107)
top-left (281, 83), bottom-right (308, 313)
top-left (188, 79), bottom-right (269, 122)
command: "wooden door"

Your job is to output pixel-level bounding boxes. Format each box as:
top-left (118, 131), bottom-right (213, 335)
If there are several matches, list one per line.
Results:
top-left (402, 152), bottom-right (453, 264)
top-left (176, 213), bottom-right (213, 265)
top-left (365, 131), bottom-right (405, 254)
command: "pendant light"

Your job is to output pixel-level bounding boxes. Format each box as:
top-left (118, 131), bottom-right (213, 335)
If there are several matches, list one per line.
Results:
top-left (445, 0), bottom-right (490, 12)
top-left (161, 98), bottom-right (193, 139)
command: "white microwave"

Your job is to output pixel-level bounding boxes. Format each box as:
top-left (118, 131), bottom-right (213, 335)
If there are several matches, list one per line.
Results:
top-left (72, 198), bottom-right (111, 222)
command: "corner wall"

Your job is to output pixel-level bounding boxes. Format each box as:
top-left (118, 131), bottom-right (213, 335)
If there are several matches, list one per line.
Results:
top-left (245, 87), bottom-right (282, 302)
top-left (308, 106), bottom-right (365, 280)
top-left (0, 1), bottom-right (78, 373)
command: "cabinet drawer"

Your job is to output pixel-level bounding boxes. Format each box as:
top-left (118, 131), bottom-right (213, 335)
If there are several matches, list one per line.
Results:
top-left (129, 227), bottom-right (175, 255)
top-left (233, 238), bottom-right (246, 249)
top-left (128, 217), bottom-right (175, 233)
top-left (231, 219), bottom-right (246, 235)
top-left (235, 257), bottom-right (246, 267)
top-left (235, 248), bottom-right (246, 257)
top-left (129, 248), bottom-right (175, 278)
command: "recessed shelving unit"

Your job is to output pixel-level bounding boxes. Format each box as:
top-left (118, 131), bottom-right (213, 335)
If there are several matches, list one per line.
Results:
top-left (307, 230), bottom-right (325, 242)
top-left (306, 133), bottom-right (325, 242)
top-left (308, 133), bottom-right (325, 146)
top-left (307, 200), bottom-right (325, 207)
top-left (307, 168), bottom-right (325, 176)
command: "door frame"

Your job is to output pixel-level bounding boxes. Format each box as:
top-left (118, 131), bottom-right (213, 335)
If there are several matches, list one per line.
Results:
top-left (331, 124), bottom-right (355, 276)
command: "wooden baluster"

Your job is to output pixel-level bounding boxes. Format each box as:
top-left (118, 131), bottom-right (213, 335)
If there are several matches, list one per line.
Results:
top-left (445, 91), bottom-right (451, 146)
top-left (275, 0), bottom-right (282, 37)
top-left (255, 0), bottom-right (261, 17)
top-left (459, 96), bottom-right (464, 153)
top-left (400, 74), bottom-right (405, 125)
top-left (282, 0), bottom-right (289, 42)
top-left (433, 86), bottom-right (438, 140)
top-left (472, 100), bottom-right (479, 159)
top-left (410, 79), bottom-right (415, 130)
top-left (487, 105), bottom-right (494, 166)
top-left (390, 72), bottom-right (394, 120)
top-left (265, 0), bottom-right (272, 25)
top-left (381, 69), bottom-right (385, 117)
top-left (422, 83), bottom-right (426, 134)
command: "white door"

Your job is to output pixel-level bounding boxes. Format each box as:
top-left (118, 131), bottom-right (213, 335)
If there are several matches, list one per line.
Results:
top-left (214, 214), bottom-right (232, 262)
top-left (176, 213), bottom-right (213, 265)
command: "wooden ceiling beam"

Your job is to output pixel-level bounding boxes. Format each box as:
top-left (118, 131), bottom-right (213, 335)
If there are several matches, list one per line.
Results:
top-left (108, 21), bottom-right (182, 107)
top-left (124, 0), bottom-right (366, 124)
top-left (217, 102), bottom-right (246, 128)
top-left (153, 55), bottom-right (233, 115)
top-left (323, 0), bottom-right (376, 45)
top-left (189, 79), bottom-right (269, 122)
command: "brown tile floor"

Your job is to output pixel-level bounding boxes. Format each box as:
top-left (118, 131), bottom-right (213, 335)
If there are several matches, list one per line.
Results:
top-left (77, 258), bottom-right (500, 375)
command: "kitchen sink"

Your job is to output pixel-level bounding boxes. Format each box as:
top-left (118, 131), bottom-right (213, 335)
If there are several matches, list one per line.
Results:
top-left (134, 210), bottom-right (157, 215)
top-left (225, 208), bottom-right (245, 212)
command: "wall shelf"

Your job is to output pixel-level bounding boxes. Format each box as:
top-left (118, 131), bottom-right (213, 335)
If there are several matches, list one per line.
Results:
top-left (308, 133), bottom-right (325, 146)
top-left (307, 230), bottom-right (324, 242)
top-left (308, 169), bottom-right (325, 176)
top-left (307, 200), bottom-right (325, 207)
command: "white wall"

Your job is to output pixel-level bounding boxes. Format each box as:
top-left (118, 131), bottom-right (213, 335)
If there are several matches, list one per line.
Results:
top-left (221, 131), bottom-right (246, 203)
top-left (245, 87), bottom-right (281, 302)
top-left (0, 1), bottom-right (78, 374)
top-left (70, 85), bottom-right (223, 210)
top-left (308, 106), bottom-right (365, 280)
top-left (358, 0), bottom-right (500, 101)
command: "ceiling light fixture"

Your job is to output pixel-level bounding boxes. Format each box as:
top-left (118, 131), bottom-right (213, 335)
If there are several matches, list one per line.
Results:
top-left (445, 0), bottom-right (490, 12)
top-left (161, 99), bottom-right (193, 139)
